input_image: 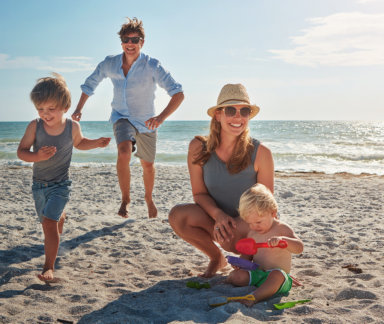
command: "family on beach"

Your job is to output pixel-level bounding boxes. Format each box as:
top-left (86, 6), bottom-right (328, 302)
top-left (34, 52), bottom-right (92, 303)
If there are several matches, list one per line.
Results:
top-left (17, 17), bottom-right (303, 307)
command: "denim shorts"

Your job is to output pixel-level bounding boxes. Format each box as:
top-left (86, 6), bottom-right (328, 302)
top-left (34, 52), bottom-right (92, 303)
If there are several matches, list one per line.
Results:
top-left (32, 179), bottom-right (71, 223)
top-left (113, 118), bottom-right (157, 163)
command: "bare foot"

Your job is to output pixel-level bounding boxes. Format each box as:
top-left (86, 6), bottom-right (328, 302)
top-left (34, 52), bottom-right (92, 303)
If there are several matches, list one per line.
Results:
top-left (290, 275), bottom-right (303, 286)
top-left (58, 212), bottom-right (66, 234)
top-left (199, 255), bottom-right (228, 278)
top-left (37, 269), bottom-right (54, 282)
top-left (146, 199), bottom-right (158, 218)
top-left (118, 201), bottom-right (129, 218)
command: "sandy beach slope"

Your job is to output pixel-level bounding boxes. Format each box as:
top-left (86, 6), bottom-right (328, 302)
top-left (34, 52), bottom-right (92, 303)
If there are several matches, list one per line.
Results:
top-left (0, 164), bottom-right (383, 323)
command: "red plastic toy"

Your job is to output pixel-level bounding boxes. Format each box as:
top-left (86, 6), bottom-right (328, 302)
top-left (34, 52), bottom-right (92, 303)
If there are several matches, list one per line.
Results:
top-left (236, 238), bottom-right (288, 255)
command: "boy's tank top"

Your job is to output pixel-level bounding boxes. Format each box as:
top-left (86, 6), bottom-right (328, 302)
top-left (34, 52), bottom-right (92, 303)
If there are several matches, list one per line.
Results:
top-left (33, 118), bottom-right (73, 183)
top-left (203, 138), bottom-right (260, 218)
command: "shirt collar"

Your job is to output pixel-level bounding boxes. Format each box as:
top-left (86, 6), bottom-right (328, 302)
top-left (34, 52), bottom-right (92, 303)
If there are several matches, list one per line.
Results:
top-left (120, 52), bottom-right (144, 68)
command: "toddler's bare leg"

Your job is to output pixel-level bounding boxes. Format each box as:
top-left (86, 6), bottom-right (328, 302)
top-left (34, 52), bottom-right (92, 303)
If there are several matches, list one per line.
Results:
top-left (251, 270), bottom-right (285, 303)
top-left (38, 217), bottom-right (60, 281)
top-left (58, 212), bottom-right (66, 235)
top-left (226, 269), bottom-right (250, 286)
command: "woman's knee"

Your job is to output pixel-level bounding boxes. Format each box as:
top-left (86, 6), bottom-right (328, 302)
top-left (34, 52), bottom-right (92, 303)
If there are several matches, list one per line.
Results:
top-left (168, 203), bottom-right (204, 229)
top-left (168, 204), bottom-right (189, 225)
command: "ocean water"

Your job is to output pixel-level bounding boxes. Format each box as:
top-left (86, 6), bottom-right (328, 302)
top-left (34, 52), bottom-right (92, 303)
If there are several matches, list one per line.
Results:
top-left (1, 120), bottom-right (383, 175)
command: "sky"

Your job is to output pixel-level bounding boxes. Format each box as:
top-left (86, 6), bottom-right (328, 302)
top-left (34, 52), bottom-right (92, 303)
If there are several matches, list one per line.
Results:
top-left (1, 0), bottom-right (384, 121)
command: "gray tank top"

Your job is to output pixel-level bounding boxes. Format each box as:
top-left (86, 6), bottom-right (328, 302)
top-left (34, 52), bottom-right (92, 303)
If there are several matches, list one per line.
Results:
top-left (203, 138), bottom-right (260, 218)
top-left (33, 118), bottom-right (73, 183)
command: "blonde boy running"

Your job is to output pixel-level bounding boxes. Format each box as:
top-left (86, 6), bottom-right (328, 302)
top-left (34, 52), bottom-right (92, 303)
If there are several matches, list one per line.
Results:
top-left (17, 73), bottom-right (111, 281)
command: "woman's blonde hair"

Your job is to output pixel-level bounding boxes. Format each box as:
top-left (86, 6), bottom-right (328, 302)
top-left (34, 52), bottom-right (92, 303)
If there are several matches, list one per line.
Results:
top-left (192, 114), bottom-right (254, 174)
top-left (239, 183), bottom-right (278, 220)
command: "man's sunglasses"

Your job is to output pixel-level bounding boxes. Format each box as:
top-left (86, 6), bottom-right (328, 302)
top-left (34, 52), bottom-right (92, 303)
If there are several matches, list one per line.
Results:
top-left (221, 106), bottom-right (252, 118)
top-left (122, 36), bottom-right (143, 44)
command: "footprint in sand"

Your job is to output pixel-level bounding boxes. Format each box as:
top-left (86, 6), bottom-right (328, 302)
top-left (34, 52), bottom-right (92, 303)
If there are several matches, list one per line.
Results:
top-left (335, 288), bottom-right (377, 301)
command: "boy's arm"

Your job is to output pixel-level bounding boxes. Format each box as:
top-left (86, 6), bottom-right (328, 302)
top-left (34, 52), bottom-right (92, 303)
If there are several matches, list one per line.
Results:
top-left (269, 236), bottom-right (304, 254)
top-left (72, 120), bottom-right (111, 150)
top-left (17, 121), bottom-right (57, 162)
top-left (268, 223), bottom-right (304, 254)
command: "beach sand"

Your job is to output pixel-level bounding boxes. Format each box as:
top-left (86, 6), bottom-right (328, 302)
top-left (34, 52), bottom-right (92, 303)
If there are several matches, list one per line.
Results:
top-left (0, 164), bottom-right (383, 324)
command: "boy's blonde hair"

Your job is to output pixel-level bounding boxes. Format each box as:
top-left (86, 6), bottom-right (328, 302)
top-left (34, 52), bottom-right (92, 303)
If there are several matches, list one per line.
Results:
top-left (239, 183), bottom-right (278, 220)
top-left (30, 73), bottom-right (71, 110)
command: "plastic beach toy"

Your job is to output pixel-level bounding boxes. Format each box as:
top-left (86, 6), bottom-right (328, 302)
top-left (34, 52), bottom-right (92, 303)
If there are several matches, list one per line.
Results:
top-left (209, 294), bottom-right (255, 307)
top-left (236, 238), bottom-right (288, 255)
top-left (186, 281), bottom-right (210, 289)
top-left (226, 256), bottom-right (259, 271)
top-left (273, 299), bottom-right (311, 309)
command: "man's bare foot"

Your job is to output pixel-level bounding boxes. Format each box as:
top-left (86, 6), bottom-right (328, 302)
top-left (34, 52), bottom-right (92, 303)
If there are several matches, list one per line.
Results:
top-left (37, 269), bottom-right (54, 282)
top-left (58, 212), bottom-right (66, 234)
top-left (118, 201), bottom-right (129, 218)
top-left (146, 199), bottom-right (158, 218)
top-left (199, 255), bottom-right (228, 278)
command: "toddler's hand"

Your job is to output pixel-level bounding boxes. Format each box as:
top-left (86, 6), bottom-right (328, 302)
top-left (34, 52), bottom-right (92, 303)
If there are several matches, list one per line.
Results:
top-left (97, 137), bottom-right (111, 147)
top-left (268, 236), bottom-right (284, 247)
top-left (37, 146), bottom-right (56, 161)
top-left (238, 299), bottom-right (256, 307)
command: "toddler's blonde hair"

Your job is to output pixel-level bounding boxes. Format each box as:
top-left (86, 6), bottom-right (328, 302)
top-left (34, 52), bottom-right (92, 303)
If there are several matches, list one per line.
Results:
top-left (239, 183), bottom-right (278, 220)
top-left (30, 73), bottom-right (71, 110)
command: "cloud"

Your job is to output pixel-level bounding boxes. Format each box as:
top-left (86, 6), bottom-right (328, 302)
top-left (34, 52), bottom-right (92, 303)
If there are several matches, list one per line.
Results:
top-left (0, 54), bottom-right (95, 72)
top-left (269, 12), bottom-right (384, 67)
top-left (356, 0), bottom-right (380, 3)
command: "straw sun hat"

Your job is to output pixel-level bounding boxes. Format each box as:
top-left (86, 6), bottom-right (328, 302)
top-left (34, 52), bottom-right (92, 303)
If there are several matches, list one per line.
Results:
top-left (207, 83), bottom-right (260, 119)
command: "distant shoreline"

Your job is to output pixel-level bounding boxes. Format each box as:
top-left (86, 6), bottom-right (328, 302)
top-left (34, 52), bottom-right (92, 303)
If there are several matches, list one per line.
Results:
top-left (2, 120), bottom-right (383, 175)
top-left (4, 163), bottom-right (384, 178)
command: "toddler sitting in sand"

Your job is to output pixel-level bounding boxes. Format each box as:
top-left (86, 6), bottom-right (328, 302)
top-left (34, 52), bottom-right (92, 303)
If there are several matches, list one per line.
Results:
top-left (226, 183), bottom-right (304, 306)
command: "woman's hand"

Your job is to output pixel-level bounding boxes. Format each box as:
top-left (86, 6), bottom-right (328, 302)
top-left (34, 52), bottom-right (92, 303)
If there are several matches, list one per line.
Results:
top-left (213, 211), bottom-right (237, 243)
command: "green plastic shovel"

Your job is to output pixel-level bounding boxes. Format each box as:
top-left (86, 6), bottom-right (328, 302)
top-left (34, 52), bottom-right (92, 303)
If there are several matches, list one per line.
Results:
top-left (273, 299), bottom-right (311, 309)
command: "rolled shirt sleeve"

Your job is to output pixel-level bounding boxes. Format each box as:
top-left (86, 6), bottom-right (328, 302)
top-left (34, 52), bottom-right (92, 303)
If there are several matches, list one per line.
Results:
top-left (80, 58), bottom-right (109, 96)
top-left (80, 53), bottom-right (183, 132)
top-left (151, 59), bottom-right (183, 97)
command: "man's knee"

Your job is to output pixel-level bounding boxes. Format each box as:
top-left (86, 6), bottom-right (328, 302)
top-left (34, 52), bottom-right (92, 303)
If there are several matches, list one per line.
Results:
top-left (118, 142), bottom-right (133, 161)
top-left (141, 159), bottom-right (155, 172)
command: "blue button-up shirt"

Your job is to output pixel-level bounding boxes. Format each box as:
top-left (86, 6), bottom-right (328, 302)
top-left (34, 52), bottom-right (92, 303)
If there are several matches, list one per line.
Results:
top-left (81, 53), bottom-right (183, 133)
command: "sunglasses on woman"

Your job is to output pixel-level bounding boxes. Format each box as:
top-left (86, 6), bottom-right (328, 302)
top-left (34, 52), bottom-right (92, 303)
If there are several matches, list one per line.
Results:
top-left (221, 106), bottom-right (252, 118)
top-left (122, 36), bottom-right (143, 44)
